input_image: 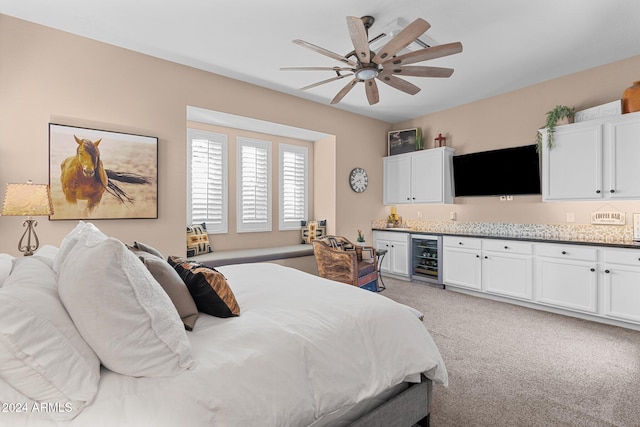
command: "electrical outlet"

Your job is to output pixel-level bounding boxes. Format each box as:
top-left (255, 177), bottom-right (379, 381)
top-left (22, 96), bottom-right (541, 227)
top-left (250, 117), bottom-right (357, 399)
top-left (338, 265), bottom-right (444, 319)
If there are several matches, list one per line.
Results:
top-left (417, 211), bottom-right (422, 219)
top-left (506, 195), bottom-right (513, 201)
top-left (450, 211), bottom-right (457, 221)
top-left (499, 196), bottom-right (506, 201)
top-left (566, 212), bottom-right (575, 223)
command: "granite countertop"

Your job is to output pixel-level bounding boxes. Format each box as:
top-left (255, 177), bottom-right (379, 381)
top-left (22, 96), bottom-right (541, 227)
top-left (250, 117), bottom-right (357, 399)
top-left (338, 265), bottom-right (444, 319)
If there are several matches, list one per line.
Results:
top-left (372, 227), bottom-right (640, 250)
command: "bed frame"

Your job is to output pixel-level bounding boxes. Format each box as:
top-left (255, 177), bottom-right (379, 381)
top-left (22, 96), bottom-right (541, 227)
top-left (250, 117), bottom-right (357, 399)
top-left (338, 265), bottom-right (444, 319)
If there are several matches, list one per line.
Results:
top-left (350, 376), bottom-right (432, 427)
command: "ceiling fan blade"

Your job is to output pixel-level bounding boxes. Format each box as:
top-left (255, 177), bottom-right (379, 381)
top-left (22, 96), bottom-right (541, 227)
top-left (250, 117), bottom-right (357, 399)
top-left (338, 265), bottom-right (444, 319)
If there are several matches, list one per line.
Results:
top-left (298, 74), bottom-right (352, 91)
top-left (386, 65), bottom-right (454, 78)
top-left (384, 41), bottom-right (463, 66)
top-left (346, 16), bottom-right (371, 63)
top-left (372, 18), bottom-right (431, 64)
top-left (293, 39), bottom-right (357, 66)
top-left (280, 66), bottom-right (354, 72)
top-left (331, 78), bottom-right (359, 104)
top-left (376, 72), bottom-right (421, 95)
top-left (364, 79), bottom-right (380, 105)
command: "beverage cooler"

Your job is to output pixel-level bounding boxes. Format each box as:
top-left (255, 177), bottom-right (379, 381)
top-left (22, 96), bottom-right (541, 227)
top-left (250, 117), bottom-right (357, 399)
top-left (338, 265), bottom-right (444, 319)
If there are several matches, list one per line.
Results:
top-left (411, 234), bottom-right (444, 287)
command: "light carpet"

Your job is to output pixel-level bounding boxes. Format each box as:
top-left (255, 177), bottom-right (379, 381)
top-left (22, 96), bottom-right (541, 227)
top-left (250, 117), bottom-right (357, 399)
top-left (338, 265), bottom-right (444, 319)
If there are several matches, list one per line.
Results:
top-left (380, 277), bottom-right (640, 427)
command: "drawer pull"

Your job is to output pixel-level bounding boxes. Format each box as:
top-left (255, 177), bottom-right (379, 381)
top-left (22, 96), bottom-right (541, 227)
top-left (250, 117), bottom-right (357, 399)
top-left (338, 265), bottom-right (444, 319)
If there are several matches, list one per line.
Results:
top-left (484, 256), bottom-right (488, 259)
top-left (504, 246), bottom-right (508, 249)
top-left (561, 251), bottom-right (567, 255)
top-left (458, 242), bottom-right (463, 245)
top-left (605, 269), bottom-right (610, 274)
top-left (476, 255), bottom-right (480, 258)
top-left (590, 268), bottom-right (595, 272)
top-left (596, 190), bottom-right (601, 194)
top-left (610, 189), bottom-right (615, 193)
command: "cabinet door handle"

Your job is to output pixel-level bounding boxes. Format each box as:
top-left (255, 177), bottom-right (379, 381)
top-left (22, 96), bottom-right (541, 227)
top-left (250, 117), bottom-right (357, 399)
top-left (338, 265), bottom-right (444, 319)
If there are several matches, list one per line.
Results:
top-left (476, 255), bottom-right (480, 258)
top-left (596, 190), bottom-right (601, 194)
top-left (590, 268), bottom-right (595, 272)
top-left (610, 189), bottom-right (616, 193)
top-left (458, 242), bottom-right (463, 245)
top-left (561, 251), bottom-right (567, 255)
top-left (484, 256), bottom-right (488, 259)
top-left (504, 246), bottom-right (508, 249)
top-left (605, 269), bottom-right (610, 274)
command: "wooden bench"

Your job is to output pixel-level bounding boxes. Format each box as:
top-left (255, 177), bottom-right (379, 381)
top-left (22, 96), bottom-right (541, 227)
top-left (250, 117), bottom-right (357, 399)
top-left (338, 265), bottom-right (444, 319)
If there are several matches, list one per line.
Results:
top-left (188, 245), bottom-right (317, 275)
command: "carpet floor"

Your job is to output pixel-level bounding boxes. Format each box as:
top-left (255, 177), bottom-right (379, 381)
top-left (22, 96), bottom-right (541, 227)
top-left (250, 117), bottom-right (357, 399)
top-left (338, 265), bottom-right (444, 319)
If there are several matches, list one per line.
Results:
top-left (380, 277), bottom-right (640, 427)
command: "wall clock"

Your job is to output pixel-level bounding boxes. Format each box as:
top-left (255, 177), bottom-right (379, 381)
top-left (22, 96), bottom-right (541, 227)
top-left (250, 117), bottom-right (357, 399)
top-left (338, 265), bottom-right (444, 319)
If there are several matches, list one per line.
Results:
top-left (349, 167), bottom-right (368, 193)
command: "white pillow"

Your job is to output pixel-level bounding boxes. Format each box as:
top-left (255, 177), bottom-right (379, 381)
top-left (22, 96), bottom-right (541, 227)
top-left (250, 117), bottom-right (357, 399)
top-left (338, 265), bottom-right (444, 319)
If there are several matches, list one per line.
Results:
top-left (32, 244), bottom-right (60, 269)
top-left (0, 253), bottom-right (14, 287)
top-left (53, 221), bottom-right (106, 274)
top-left (0, 256), bottom-right (100, 420)
top-left (57, 233), bottom-right (194, 377)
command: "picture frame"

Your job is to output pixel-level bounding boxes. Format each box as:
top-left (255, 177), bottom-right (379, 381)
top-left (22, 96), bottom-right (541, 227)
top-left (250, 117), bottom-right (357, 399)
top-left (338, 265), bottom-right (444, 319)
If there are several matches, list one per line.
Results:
top-left (388, 128), bottom-right (419, 156)
top-left (49, 123), bottom-right (158, 220)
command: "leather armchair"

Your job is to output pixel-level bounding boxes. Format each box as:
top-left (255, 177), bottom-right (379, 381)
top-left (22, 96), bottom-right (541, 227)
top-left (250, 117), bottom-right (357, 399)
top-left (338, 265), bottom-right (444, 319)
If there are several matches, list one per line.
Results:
top-left (312, 236), bottom-right (378, 292)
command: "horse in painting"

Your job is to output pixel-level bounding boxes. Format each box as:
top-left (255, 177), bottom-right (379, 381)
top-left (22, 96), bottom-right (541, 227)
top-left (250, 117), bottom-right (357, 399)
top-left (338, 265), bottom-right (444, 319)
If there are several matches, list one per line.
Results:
top-left (60, 135), bottom-right (149, 215)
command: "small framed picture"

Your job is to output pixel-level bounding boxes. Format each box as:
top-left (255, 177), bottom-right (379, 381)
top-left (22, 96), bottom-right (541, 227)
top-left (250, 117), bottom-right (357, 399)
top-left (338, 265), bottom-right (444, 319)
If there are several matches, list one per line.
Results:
top-left (388, 128), bottom-right (419, 156)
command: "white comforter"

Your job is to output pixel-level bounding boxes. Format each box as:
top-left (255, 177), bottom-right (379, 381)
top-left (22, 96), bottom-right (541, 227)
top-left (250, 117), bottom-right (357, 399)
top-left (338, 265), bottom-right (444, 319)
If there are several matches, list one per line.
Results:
top-left (6, 263), bottom-right (447, 427)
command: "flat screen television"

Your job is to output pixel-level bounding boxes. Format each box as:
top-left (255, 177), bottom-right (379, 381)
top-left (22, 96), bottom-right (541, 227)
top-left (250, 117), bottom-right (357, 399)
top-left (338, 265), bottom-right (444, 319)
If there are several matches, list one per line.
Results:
top-left (452, 144), bottom-right (541, 197)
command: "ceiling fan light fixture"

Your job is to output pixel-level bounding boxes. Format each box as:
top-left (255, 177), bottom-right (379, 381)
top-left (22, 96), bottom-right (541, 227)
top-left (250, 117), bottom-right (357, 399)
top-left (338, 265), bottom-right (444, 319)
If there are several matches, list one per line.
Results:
top-left (355, 68), bottom-right (379, 80)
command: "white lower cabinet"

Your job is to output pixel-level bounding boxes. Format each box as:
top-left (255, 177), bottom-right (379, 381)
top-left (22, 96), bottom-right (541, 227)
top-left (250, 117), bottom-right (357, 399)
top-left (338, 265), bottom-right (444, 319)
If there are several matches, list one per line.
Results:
top-left (443, 237), bottom-right (532, 298)
top-left (534, 246), bottom-right (598, 313)
top-left (482, 240), bottom-right (533, 300)
top-left (373, 231), bottom-right (409, 278)
top-left (442, 236), bottom-right (640, 329)
top-left (602, 249), bottom-right (640, 323)
top-left (443, 237), bottom-right (482, 290)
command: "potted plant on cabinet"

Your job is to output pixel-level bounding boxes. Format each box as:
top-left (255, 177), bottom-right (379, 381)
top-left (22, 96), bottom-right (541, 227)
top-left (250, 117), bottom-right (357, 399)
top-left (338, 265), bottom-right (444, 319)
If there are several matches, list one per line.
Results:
top-left (356, 230), bottom-right (366, 246)
top-left (536, 105), bottom-right (576, 151)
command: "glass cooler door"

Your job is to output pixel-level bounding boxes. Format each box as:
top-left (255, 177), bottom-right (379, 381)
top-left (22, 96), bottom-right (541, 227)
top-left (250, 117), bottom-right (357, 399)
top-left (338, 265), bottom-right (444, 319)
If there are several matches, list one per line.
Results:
top-left (411, 235), bottom-right (442, 285)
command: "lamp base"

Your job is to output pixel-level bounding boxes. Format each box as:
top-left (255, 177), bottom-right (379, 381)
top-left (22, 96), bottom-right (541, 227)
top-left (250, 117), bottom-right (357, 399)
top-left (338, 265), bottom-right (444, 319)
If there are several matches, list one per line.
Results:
top-left (18, 219), bottom-right (40, 256)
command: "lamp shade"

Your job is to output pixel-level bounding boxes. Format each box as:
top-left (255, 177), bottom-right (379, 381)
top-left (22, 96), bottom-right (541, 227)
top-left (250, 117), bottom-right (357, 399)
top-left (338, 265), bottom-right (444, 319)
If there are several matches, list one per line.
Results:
top-left (1, 182), bottom-right (54, 217)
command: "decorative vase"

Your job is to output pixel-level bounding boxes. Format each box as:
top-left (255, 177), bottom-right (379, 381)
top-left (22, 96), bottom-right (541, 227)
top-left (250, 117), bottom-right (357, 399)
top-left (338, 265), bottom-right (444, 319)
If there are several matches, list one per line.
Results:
top-left (622, 80), bottom-right (640, 114)
top-left (415, 129), bottom-right (424, 150)
top-left (556, 116), bottom-right (574, 126)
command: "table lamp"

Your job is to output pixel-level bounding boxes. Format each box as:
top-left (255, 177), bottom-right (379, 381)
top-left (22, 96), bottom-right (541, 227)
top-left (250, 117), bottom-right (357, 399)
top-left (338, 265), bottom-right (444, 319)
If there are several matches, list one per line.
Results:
top-left (1, 180), bottom-right (54, 256)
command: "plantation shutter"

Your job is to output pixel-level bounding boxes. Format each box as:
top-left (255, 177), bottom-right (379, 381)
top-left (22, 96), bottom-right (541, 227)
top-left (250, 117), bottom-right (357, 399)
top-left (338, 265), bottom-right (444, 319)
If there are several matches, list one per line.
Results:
top-left (237, 137), bottom-right (271, 232)
top-left (187, 129), bottom-right (227, 233)
top-left (279, 144), bottom-right (307, 230)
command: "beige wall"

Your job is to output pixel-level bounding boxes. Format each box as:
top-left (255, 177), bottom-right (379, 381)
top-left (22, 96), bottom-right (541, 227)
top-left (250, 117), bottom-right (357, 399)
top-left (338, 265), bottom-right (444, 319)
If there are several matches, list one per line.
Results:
top-left (2, 14), bottom-right (640, 257)
top-left (385, 54), bottom-right (640, 226)
top-left (0, 15), bottom-right (389, 256)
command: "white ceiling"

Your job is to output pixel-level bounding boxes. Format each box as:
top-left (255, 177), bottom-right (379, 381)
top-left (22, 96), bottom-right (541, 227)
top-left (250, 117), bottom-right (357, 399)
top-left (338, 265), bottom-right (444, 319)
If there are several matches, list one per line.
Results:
top-left (2, 0), bottom-right (640, 124)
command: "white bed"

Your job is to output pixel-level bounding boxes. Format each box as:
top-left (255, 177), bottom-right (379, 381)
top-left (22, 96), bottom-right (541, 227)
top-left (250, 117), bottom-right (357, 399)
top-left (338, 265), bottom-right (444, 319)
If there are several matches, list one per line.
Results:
top-left (0, 223), bottom-right (447, 427)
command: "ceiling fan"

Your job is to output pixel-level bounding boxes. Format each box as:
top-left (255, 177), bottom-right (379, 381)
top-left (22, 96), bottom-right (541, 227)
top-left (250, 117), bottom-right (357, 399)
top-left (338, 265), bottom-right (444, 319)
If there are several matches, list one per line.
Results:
top-left (281, 15), bottom-right (463, 105)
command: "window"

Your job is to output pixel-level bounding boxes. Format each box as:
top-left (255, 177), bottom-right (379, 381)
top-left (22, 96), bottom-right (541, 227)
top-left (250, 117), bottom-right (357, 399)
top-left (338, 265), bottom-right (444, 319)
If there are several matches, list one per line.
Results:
top-left (187, 129), bottom-right (227, 233)
top-left (279, 144), bottom-right (308, 230)
top-left (237, 137), bottom-right (272, 232)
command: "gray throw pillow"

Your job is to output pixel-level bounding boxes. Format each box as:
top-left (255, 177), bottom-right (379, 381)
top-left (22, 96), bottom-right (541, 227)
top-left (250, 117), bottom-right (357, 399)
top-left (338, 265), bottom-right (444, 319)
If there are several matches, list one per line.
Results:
top-left (141, 256), bottom-right (199, 331)
top-left (132, 241), bottom-right (165, 259)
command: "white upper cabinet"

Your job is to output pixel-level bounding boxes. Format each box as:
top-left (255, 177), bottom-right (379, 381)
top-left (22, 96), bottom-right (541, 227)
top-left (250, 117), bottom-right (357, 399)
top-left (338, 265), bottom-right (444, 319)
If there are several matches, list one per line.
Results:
top-left (608, 116), bottom-right (640, 199)
top-left (383, 147), bottom-right (454, 205)
top-left (541, 111), bottom-right (640, 201)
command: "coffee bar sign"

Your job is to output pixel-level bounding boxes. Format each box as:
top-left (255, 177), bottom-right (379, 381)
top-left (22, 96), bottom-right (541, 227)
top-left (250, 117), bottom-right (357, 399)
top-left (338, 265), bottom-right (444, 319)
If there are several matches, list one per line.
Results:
top-left (591, 210), bottom-right (626, 225)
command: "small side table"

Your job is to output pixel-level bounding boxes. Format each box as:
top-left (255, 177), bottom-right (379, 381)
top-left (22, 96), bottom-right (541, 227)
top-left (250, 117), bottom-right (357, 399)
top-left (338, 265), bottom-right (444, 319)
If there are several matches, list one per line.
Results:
top-left (376, 248), bottom-right (388, 291)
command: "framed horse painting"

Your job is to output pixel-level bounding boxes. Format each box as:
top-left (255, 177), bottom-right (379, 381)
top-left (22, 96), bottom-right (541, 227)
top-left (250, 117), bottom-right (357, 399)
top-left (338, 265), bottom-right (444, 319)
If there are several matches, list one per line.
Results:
top-left (49, 123), bottom-right (158, 220)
